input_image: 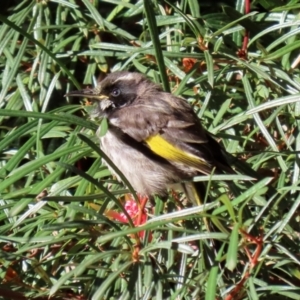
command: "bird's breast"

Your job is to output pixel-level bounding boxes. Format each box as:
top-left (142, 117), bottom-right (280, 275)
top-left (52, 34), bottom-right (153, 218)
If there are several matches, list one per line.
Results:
top-left (98, 128), bottom-right (183, 196)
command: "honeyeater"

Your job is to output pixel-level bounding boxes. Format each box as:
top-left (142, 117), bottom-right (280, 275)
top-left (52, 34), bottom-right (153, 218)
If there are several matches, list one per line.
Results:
top-left (66, 71), bottom-right (232, 204)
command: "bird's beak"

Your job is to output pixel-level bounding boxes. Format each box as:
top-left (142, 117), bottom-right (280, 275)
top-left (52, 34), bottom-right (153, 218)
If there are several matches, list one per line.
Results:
top-left (65, 88), bottom-right (108, 101)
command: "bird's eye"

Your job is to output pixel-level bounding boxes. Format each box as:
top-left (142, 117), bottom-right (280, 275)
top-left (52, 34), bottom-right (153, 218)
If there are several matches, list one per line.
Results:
top-left (111, 88), bottom-right (121, 97)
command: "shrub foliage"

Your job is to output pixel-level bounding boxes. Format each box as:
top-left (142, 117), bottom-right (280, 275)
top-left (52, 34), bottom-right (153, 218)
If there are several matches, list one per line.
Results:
top-left (0, 0), bottom-right (300, 299)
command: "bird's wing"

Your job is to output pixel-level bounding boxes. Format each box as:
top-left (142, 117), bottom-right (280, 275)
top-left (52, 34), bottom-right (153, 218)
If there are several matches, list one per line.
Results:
top-left (109, 94), bottom-right (228, 174)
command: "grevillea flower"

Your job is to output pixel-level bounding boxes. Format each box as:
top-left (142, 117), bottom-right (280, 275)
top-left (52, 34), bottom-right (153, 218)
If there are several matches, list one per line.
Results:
top-left (105, 195), bottom-right (149, 239)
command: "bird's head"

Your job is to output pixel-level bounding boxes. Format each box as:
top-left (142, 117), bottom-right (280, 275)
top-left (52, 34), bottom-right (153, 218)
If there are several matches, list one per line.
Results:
top-left (66, 71), bottom-right (162, 116)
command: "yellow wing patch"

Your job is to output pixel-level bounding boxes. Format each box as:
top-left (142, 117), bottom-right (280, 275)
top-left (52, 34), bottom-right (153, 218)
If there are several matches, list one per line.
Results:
top-left (145, 134), bottom-right (211, 173)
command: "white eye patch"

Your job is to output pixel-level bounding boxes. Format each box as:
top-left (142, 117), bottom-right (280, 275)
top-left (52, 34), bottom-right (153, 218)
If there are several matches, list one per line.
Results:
top-left (100, 99), bottom-right (114, 111)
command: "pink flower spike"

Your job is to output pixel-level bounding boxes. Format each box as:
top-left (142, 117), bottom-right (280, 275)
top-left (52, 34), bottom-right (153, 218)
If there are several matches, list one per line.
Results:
top-left (105, 210), bottom-right (128, 223)
top-left (124, 200), bottom-right (139, 218)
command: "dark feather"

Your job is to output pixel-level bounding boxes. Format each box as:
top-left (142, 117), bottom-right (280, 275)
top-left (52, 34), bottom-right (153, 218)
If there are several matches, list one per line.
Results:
top-left (107, 88), bottom-right (231, 174)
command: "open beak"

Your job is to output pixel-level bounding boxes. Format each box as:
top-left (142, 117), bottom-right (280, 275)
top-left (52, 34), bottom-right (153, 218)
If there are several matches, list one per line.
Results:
top-left (65, 89), bottom-right (108, 101)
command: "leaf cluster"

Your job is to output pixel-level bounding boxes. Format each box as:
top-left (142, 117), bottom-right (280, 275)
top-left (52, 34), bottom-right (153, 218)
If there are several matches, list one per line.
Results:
top-left (0, 0), bottom-right (300, 299)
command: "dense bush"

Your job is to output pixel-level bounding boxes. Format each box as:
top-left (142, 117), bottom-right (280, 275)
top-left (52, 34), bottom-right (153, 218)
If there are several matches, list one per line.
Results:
top-left (0, 0), bottom-right (300, 299)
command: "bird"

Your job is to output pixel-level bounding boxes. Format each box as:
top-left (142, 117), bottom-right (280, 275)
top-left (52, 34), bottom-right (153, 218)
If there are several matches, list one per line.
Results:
top-left (66, 71), bottom-right (232, 205)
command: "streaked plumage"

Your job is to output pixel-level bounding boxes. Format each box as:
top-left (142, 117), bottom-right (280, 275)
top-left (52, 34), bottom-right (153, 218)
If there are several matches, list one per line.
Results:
top-left (67, 71), bottom-right (231, 198)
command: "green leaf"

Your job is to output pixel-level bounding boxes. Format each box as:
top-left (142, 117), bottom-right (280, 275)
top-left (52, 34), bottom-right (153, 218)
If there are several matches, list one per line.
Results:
top-left (225, 222), bottom-right (239, 271)
top-left (99, 117), bottom-right (108, 137)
